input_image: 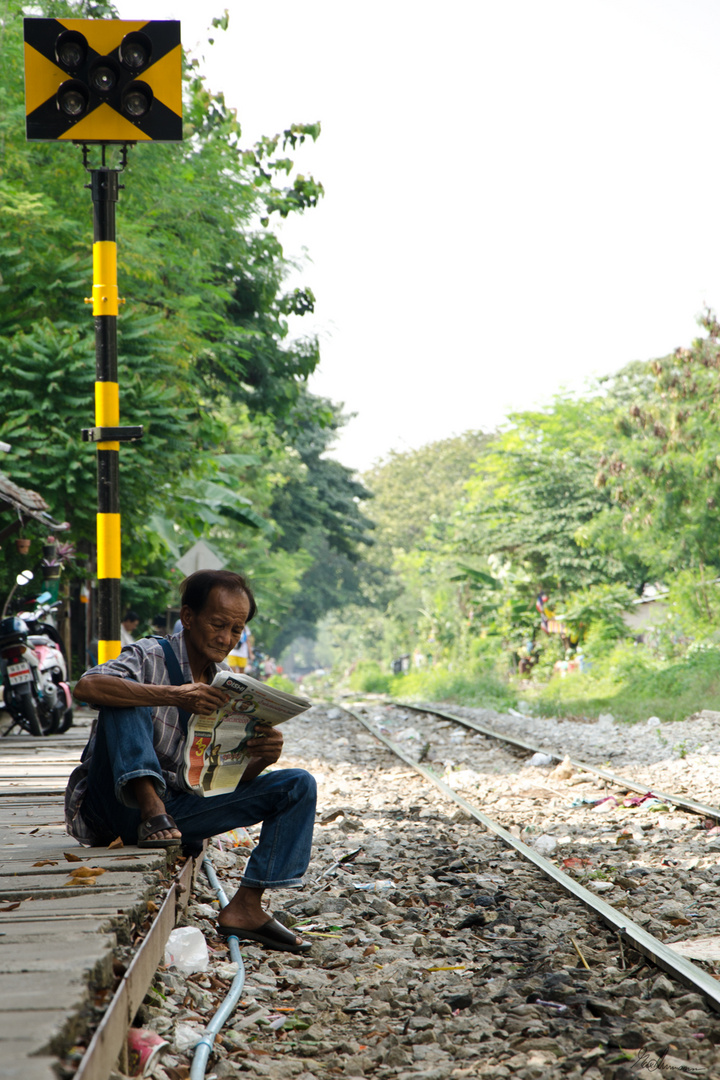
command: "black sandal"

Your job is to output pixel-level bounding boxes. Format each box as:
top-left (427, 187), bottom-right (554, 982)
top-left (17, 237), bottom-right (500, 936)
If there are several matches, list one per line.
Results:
top-left (137, 813), bottom-right (181, 848)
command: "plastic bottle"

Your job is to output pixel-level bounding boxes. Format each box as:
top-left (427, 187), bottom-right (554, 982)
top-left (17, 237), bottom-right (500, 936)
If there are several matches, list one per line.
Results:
top-left (353, 880), bottom-right (394, 892)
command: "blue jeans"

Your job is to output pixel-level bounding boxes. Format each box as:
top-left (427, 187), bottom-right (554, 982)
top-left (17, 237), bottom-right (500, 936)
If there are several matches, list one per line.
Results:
top-left (80, 706), bottom-right (316, 889)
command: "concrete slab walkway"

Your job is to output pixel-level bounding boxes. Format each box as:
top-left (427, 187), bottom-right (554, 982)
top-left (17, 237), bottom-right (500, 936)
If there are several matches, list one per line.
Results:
top-left (0, 710), bottom-right (172, 1079)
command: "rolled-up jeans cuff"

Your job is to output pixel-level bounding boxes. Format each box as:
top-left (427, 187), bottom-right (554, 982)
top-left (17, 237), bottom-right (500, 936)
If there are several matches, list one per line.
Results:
top-left (239, 876), bottom-right (305, 889)
top-left (116, 769), bottom-right (166, 808)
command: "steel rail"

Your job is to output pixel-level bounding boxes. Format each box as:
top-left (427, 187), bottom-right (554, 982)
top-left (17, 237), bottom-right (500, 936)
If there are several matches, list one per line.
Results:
top-left (389, 700), bottom-right (720, 823)
top-left (346, 706), bottom-right (720, 1014)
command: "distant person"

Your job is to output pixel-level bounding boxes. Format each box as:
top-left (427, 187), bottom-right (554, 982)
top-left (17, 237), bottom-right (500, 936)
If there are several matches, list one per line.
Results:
top-left (228, 625), bottom-right (253, 672)
top-left (151, 614), bottom-right (167, 637)
top-left (120, 610), bottom-right (140, 647)
top-left (172, 617), bottom-right (183, 636)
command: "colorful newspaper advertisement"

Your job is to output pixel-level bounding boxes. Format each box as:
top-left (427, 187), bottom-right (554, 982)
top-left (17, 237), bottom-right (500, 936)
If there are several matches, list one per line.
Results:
top-left (182, 670), bottom-right (311, 796)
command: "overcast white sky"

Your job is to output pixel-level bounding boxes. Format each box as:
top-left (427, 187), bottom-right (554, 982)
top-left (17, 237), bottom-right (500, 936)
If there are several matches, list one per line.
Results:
top-left (114, 0), bottom-right (720, 472)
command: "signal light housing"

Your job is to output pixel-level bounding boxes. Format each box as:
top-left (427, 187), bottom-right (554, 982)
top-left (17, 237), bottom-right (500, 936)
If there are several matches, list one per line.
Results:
top-left (24, 18), bottom-right (182, 143)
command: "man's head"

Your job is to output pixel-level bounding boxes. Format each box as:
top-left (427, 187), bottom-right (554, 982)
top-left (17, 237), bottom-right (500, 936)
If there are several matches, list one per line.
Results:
top-left (122, 610), bottom-right (140, 631)
top-left (179, 570), bottom-right (256, 670)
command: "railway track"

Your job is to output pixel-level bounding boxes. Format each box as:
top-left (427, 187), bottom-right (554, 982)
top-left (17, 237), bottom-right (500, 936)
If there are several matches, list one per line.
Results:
top-left (6, 699), bottom-right (720, 1078)
top-left (346, 701), bottom-right (720, 995)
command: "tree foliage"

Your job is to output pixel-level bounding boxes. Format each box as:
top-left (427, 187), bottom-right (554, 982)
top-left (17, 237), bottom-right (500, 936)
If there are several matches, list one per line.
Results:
top-left (0, 0), bottom-right (371, 644)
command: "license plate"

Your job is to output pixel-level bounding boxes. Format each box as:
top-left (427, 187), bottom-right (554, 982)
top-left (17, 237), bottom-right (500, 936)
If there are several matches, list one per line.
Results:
top-left (7, 663), bottom-right (32, 685)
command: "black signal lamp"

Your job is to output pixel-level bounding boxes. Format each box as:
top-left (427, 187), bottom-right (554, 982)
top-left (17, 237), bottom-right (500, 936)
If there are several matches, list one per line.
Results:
top-left (119, 32), bottom-right (152, 71)
top-left (90, 62), bottom-right (119, 93)
top-left (57, 81), bottom-right (89, 118)
top-left (122, 82), bottom-right (153, 118)
top-left (55, 29), bottom-right (87, 71)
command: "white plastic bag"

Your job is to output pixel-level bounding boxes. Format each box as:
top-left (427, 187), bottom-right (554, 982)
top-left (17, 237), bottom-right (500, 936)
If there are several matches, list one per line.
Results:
top-left (164, 926), bottom-right (209, 975)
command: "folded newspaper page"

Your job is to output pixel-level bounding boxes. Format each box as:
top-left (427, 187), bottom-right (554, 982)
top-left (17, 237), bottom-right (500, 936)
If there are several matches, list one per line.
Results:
top-left (182, 670), bottom-right (311, 796)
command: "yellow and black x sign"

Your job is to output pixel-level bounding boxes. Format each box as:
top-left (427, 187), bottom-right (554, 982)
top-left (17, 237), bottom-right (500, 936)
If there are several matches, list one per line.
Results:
top-left (24, 18), bottom-right (182, 143)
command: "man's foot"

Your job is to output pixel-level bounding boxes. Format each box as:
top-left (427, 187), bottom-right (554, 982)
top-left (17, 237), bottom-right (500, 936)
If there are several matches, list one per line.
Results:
top-left (218, 885), bottom-right (307, 949)
top-left (217, 915), bottom-right (311, 954)
top-left (138, 813), bottom-right (182, 848)
top-left (131, 777), bottom-right (182, 845)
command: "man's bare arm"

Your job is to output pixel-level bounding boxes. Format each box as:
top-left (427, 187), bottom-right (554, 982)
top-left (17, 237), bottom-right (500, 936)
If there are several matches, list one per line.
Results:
top-left (73, 674), bottom-right (229, 714)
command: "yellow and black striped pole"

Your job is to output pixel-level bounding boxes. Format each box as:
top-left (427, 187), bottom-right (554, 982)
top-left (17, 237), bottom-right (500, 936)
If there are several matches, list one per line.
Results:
top-left (92, 168), bottom-right (121, 663)
top-left (82, 163), bottom-right (142, 663)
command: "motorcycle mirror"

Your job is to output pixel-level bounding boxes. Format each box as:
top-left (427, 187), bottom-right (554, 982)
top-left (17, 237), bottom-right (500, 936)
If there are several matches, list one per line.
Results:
top-left (36, 591), bottom-right (52, 604)
top-left (16, 570), bottom-right (33, 586)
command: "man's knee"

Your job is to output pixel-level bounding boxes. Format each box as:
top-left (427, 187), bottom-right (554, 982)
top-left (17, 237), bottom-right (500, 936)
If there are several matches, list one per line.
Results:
top-left (287, 768), bottom-right (317, 804)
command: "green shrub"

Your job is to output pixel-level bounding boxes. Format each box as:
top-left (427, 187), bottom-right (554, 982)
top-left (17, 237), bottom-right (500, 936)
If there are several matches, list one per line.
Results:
top-left (265, 673), bottom-right (298, 695)
top-left (389, 664), bottom-right (516, 712)
top-left (347, 660), bottom-right (392, 694)
top-left (523, 641), bottom-right (720, 723)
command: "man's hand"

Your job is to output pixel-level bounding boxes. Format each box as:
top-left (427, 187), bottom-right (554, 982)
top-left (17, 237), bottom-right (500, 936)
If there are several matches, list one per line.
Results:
top-left (173, 683), bottom-right (230, 714)
top-left (241, 724), bottom-right (283, 782)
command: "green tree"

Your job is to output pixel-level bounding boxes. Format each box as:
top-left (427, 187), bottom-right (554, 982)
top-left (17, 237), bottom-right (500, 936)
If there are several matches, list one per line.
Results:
top-left (0, 0), bottom-right (338, 620)
top-left (596, 309), bottom-right (720, 582)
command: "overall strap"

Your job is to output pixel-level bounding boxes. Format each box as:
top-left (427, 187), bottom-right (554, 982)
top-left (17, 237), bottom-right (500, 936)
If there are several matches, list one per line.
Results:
top-left (154, 636), bottom-right (191, 735)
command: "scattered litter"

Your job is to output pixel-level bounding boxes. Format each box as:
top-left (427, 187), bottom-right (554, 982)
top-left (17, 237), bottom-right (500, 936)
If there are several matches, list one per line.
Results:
top-left (127, 1027), bottom-right (168, 1077)
top-left (164, 926), bottom-right (209, 975)
top-left (214, 960), bottom-right (239, 980)
top-left (353, 880), bottom-right (394, 892)
top-left (597, 713), bottom-right (615, 725)
top-left (592, 796), bottom-right (618, 813)
top-left (646, 716), bottom-right (662, 727)
top-left (646, 799), bottom-right (671, 812)
top-left (550, 755), bottom-right (574, 780)
top-left (395, 727), bottom-right (422, 742)
top-left (529, 834), bottom-right (557, 856)
top-left (216, 828), bottom-right (253, 850)
top-left (622, 792), bottom-right (657, 808)
top-left (528, 752), bottom-right (554, 767)
top-left (172, 1021), bottom-right (204, 1053)
top-left (667, 936), bottom-right (720, 961)
top-left (588, 880), bottom-right (614, 892)
top-left (444, 767), bottom-right (483, 789)
top-left (570, 794), bottom-right (605, 807)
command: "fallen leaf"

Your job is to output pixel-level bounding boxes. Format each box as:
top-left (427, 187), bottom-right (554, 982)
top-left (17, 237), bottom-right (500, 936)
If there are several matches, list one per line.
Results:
top-left (63, 852), bottom-right (83, 863)
top-left (32, 860), bottom-right (58, 867)
top-left (108, 836), bottom-right (124, 849)
top-left (68, 866), bottom-right (106, 878)
top-left (363, 944), bottom-right (377, 956)
top-left (147, 900), bottom-right (159, 913)
top-left (0, 902), bottom-right (22, 911)
top-left (29, 828), bottom-right (40, 834)
top-left (165, 1067), bottom-right (191, 1080)
top-left (670, 917), bottom-right (692, 927)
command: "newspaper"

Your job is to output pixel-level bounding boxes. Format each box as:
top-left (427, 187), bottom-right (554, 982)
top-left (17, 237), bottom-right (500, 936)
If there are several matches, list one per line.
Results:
top-left (182, 670), bottom-right (311, 796)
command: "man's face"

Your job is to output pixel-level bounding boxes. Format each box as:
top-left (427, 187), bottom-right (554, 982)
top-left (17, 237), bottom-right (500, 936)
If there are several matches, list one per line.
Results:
top-left (181, 586), bottom-right (251, 668)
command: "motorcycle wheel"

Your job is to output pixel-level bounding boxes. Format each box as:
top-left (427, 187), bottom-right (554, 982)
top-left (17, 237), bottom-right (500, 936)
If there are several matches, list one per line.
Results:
top-left (56, 707), bottom-right (74, 734)
top-left (17, 689), bottom-right (44, 737)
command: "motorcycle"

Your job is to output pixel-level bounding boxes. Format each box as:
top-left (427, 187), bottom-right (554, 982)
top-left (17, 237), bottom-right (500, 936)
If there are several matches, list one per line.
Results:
top-left (0, 591), bottom-right (73, 737)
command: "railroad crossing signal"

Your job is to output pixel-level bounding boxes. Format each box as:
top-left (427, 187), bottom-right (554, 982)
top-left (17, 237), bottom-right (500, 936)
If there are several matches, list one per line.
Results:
top-left (23, 18), bottom-right (181, 142)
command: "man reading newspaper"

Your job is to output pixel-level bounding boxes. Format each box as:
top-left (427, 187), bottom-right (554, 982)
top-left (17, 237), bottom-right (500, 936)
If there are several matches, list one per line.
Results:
top-left (65, 570), bottom-right (316, 954)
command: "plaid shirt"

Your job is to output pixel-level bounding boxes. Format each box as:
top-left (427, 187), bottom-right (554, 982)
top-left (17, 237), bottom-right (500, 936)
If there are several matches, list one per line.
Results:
top-left (65, 632), bottom-right (228, 844)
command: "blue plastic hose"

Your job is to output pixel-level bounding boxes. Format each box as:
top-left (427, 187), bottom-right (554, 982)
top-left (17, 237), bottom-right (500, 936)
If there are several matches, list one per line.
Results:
top-left (189, 856), bottom-right (246, 1080)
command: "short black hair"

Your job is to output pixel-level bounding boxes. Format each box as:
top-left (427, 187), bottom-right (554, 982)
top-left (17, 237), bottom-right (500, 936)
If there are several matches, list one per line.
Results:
top-left (180, 570), bottom-right (256, 621)
top-left (122, 610), bottom-right (140, 623)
